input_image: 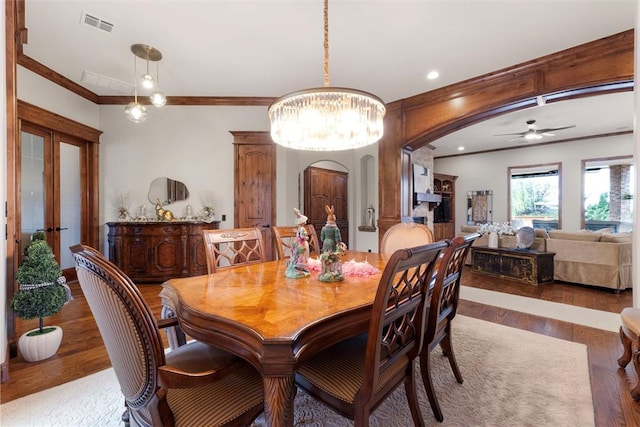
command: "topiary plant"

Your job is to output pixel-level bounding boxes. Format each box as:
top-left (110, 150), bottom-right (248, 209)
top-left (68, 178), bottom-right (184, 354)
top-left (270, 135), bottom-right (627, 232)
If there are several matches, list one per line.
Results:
top-left (11, 238), bottom-right (68, 335)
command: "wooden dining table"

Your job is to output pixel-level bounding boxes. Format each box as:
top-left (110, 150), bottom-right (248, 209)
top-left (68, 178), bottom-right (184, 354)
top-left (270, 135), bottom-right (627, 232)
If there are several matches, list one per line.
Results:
top-left (160, 250), bottom-right (387, 427)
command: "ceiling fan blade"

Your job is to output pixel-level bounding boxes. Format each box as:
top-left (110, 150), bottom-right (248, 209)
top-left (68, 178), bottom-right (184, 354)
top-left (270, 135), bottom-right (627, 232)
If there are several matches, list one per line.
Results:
top-left (494, 131), bottom-right (527, 136)
top-left (535, 125), bottom-right (575, 133)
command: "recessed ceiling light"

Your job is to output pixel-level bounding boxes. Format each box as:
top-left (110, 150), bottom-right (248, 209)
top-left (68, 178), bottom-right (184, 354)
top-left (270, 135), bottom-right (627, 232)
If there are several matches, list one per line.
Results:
top-left (458, 146), bottom-right (465, 151)
top-left (427, 70), bottom-right (439, 80)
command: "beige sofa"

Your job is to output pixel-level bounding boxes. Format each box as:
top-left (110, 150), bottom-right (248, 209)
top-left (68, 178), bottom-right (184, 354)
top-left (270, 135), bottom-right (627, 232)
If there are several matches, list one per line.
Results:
top-left (546, 230), bottom-right (632, 291)
top-left (458, 225), bottom-right (548, 264)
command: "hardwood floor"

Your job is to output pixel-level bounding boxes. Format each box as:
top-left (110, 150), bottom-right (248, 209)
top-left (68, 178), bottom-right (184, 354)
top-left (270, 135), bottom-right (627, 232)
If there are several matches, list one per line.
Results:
top-left (2, 268), bottom-right (640, 426)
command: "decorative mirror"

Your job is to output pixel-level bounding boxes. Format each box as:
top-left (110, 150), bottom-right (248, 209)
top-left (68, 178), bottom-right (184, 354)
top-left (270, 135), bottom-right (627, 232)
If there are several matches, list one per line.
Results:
top-left (467, 190), bottom-right (492, 224)
top-left (148, 177), bottom-right (189, 205)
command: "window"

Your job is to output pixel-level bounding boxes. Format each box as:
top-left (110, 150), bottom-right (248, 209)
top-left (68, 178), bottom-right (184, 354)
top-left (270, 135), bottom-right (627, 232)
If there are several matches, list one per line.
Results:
top-left (508, 163), bottom-right (561, 231)
top-left (582, 156), bottom-right (633, 232)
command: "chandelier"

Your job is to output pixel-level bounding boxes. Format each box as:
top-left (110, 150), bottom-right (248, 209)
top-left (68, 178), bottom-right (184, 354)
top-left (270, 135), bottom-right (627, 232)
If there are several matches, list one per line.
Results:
top-left (268, 0), bottom-right (385, 151)
top-left (125, 44), bottom-right (166, 123)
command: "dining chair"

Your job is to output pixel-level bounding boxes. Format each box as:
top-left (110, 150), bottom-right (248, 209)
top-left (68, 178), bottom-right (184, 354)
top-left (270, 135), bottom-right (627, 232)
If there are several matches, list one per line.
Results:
top-left (420, 233), bottom-right (480, 422)
top-left (70, 244), bottom-right (264, 427)
top-left (380, 222), bottom-right (435, 255)
top-left (162, 227), bottom-right (268, 350)
top-left (272, 224), bottom-right (320, 259)
top-left (202, 227), bottom-right (266, 273)
top-left (295, 240), bottom-right (448, 426)
top-left (618, 307), bottom-right (640, 400)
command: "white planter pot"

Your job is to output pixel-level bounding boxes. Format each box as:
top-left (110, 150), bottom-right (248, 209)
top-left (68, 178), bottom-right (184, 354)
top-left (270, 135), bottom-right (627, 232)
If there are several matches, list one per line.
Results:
top-left (18, 326), bottom-right (63, 362)
top-left (488, 232), bottom-right (499, 248)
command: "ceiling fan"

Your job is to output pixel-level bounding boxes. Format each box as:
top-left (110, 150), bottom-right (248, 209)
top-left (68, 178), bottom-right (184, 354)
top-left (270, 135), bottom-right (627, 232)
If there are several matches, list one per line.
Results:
top-left (495, 119), bottom-right (576, 142)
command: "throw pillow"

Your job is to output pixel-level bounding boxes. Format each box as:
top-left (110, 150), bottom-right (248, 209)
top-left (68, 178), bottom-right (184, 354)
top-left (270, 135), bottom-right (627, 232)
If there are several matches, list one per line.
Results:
top-left (600, 232), bottom-right (632, 243)
top-left (548, 230), bottom-right (602, 242)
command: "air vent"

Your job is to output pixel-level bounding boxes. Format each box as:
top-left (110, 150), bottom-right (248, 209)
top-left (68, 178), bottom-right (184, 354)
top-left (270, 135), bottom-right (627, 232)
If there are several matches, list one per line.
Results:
top-left (80, 11), bottom-right (114, 33)
top-left (81, 70), bottom-right (133, 94)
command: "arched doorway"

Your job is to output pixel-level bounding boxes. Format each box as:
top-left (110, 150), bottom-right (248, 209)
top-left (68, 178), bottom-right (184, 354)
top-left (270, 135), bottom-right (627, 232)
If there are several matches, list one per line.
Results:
top-left (377, 30), bottom-right (633, 241)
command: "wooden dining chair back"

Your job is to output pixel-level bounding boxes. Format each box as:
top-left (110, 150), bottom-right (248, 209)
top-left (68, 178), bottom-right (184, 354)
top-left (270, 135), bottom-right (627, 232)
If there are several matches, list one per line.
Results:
top-left (202, 227), bottom-right (266, 273)
top-left (295, 240), bottom-right (448, 426)
top-left (420, 232), bottom-right (480, 422)
top-left (70, 244), bottom-right (264, 427)
top-left (272, 224), bottom-right (320, 259)
top-left (380, 222), bottom-right (435, 255)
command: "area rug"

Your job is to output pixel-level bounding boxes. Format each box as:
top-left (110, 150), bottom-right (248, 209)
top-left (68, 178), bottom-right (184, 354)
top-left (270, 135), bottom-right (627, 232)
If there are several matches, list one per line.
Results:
top-left (461, 285), bottom-right (620, 332)
top-left (0, 315), bottom-right (594, 426)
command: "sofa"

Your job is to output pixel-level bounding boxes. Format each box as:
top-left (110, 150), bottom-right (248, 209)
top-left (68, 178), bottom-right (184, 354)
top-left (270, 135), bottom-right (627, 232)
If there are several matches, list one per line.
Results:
top-left (546, 229), bottom-right (632, 291)
top-left (458, 225), bottom-right (548, 265)
top-left (459, 225), bottom-right (632, 291)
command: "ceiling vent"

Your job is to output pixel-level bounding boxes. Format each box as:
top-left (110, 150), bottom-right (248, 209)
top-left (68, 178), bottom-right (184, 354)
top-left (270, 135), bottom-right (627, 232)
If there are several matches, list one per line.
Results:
top-left (80, 11), bottom-right (114, 33)
top-left (81, 70), bottom-right (133, 94)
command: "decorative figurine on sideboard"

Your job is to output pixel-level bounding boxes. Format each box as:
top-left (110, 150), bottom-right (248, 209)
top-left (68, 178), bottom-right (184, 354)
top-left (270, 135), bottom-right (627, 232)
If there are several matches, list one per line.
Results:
top-left (285, 208), bottom-right (311, 278)
top-left (155, 199), bottom-right (175, 221)
top-left (318, 205), bottom-right (345, 282)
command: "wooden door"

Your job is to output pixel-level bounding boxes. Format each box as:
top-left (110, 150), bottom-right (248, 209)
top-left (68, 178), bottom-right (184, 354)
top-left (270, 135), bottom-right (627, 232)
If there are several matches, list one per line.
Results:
top-left (232, 132), bottom-right (276, 260)
top-left (304, 166), bottom-right (349, 247)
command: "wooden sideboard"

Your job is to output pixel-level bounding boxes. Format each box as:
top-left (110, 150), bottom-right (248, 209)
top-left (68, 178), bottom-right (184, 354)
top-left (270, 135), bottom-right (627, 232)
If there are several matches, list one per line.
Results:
top-left (106, 221), bottom-right (220, 283)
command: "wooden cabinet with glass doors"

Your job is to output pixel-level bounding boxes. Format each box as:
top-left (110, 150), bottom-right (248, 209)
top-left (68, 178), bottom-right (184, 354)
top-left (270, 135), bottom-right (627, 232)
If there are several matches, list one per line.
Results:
top-left (433, 173), bottom-right (457, 241)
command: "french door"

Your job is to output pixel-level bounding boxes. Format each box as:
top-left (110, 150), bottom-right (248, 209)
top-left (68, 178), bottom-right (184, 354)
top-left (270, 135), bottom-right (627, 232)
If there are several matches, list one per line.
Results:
top-left (8, 101), bottom-right (101, 357)
top-left (20, 123), bottom-right (84, 274)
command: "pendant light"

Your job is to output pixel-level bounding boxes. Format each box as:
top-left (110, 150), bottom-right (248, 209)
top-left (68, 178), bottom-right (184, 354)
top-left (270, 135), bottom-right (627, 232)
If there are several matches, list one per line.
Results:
top-left (140, 58), bottom-right (155, 90)
top-left (125, 44), bottom-right (166, 122)
top-left (124, 51), bottom-right (147, 123)
top-left (268, 0), bottom-right (385, 151)
top-left (150, 61), bottom-right (167, 107)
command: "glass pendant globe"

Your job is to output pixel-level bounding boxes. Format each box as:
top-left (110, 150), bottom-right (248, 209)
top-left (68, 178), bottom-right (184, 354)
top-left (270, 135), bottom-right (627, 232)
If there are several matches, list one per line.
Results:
top-left (124, 102), bottom-right (148, 123)
top-left (150, 91), bottom-right (167, 107)
top-left (140, 73), bottom-right (155, 90)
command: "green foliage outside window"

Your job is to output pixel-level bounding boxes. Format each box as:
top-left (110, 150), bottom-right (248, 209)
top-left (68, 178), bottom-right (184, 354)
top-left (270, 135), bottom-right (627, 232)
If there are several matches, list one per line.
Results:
top-left (511, 179), bottom-right (558, 218)
top-left (585, 192), bottom-right (610, 221)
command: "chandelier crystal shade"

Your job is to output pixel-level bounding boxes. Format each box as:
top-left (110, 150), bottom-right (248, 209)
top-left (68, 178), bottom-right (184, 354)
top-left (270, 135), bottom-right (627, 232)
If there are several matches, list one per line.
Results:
top-left (268, 0), bottom-right (385, 151)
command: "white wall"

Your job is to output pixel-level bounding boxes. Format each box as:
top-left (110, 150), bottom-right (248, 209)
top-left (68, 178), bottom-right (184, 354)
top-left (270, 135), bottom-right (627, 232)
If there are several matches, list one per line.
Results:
top-left (17, 69), bottom-right (379, 254)
top-left (435, 134), bottom-right (634, 234)
top-left (98, 105), bottom-right (378, 251)
top-left (18, 68), bottom-right (99, 129)
top-left (97, 104), bottom-right (268, 237)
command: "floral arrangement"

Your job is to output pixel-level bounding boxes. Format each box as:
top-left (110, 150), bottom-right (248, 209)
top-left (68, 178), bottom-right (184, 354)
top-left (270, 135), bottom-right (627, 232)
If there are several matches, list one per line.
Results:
top-left (478, 222), bottom-right (517, 236)
top-left (307, 257), bottom-right (380, 277)
top-left (114, 190), bottom-right (131, 220)
top-left (200, 191), bottom-right (215, 219)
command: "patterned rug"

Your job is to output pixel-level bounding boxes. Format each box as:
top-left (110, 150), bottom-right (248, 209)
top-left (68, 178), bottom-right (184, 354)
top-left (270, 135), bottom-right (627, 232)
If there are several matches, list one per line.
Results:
top-left (1, 315), bottom-right (594, 426)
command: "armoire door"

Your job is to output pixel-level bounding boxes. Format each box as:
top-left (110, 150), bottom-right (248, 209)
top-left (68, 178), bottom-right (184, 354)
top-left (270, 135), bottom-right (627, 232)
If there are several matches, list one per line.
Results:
top-left (304, 166), bottom-right (349, 247)
top-left (232, 132), bottom-right (276, 260)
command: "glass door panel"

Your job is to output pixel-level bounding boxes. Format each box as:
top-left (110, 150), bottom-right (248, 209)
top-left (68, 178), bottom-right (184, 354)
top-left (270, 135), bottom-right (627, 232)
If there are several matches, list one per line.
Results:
top-left (20, 130), bottom-right (46, 256)
top-left (59, 142), bottom-right (82, 270)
